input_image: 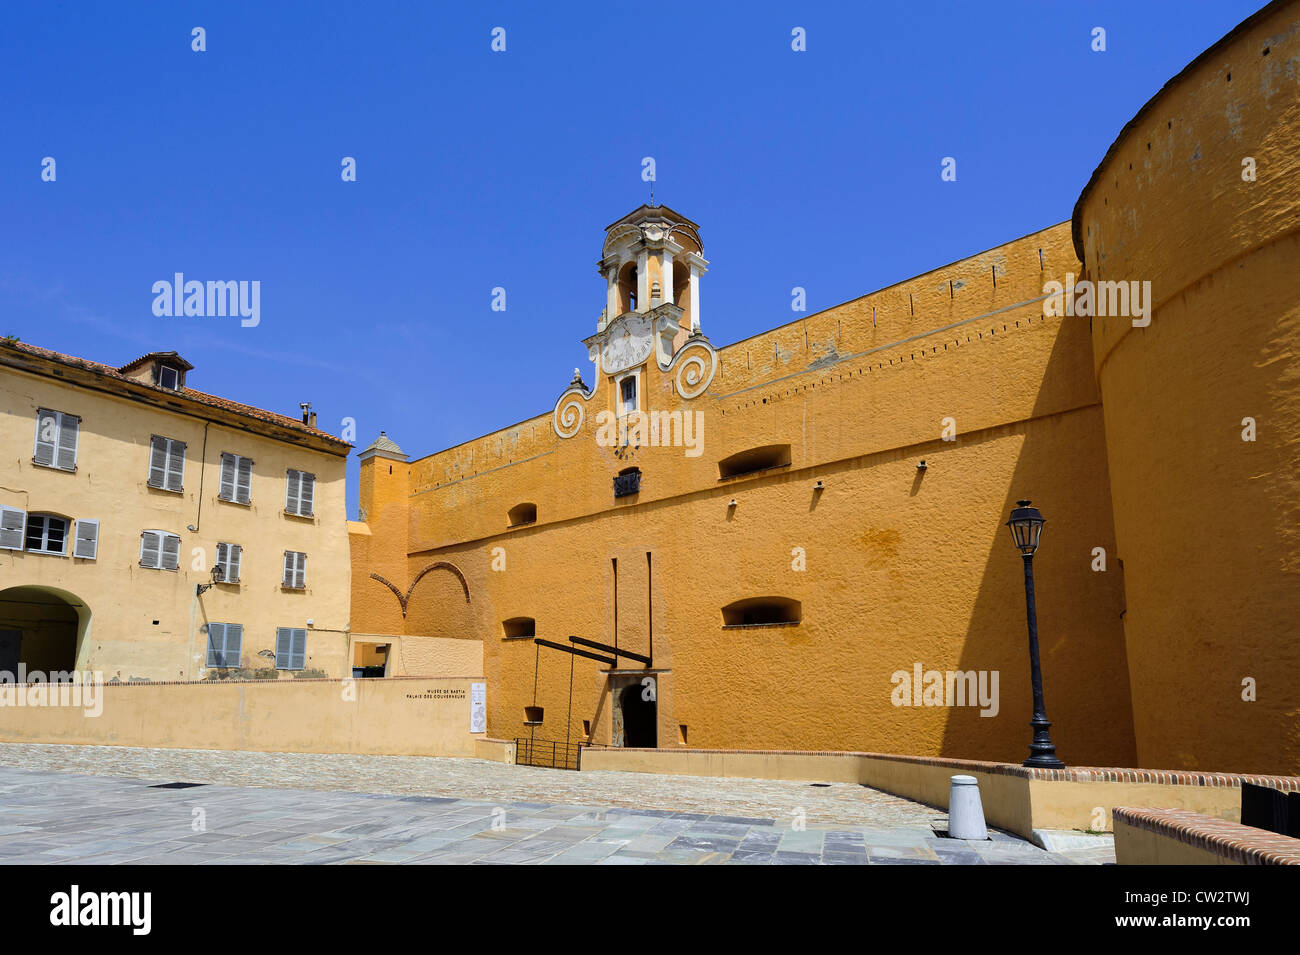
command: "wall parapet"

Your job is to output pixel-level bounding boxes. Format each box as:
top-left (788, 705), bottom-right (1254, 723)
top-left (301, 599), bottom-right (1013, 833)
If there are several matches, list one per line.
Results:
top-left (1113, 807), bottom-right (1300, 865)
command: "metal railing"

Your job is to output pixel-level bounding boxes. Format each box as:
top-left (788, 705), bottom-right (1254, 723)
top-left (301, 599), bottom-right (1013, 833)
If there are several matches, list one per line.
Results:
top-left (515, 737), bottom-right (582, 771)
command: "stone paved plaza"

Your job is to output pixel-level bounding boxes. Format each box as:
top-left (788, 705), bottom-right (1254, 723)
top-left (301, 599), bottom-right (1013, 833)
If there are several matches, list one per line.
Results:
top-left (0, 744), bottom-right (1114, 864)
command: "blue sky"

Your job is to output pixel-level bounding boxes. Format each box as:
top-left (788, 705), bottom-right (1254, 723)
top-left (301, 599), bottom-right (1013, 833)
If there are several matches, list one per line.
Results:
top-left (1, 1), bottom-right (1263, 516)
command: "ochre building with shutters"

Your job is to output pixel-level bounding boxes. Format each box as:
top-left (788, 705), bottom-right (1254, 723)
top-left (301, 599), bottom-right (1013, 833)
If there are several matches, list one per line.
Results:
top-left (0, 342), bottom-right (353, 682)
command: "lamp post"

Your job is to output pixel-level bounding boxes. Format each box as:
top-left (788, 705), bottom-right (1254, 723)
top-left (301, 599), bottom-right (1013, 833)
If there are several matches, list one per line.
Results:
top-left (195, 565), bottom-right (223, 597)
top-left (1005, 500), bottom-right (1065, 769)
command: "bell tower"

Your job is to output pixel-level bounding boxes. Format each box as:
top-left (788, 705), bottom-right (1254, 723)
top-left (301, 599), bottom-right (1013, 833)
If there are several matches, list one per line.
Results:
top-left (597, 204), bottom-right (707, 342)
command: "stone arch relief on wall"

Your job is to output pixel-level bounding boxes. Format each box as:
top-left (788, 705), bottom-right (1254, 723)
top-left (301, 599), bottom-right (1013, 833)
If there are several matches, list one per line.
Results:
top-left (369, 561), bottom-right (470, 618)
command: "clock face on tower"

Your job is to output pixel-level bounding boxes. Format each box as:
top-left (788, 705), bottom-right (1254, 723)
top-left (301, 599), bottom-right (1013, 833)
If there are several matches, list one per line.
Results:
top-left (600, 314), bottom-right (654, 374)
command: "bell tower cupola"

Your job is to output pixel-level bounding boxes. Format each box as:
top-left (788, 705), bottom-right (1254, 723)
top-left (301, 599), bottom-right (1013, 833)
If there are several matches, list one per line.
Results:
top-left (597, 204), bottom-right (707, 339)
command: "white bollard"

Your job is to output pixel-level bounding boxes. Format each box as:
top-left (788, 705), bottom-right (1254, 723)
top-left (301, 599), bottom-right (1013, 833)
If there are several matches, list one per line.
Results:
top-left (948, 774), bottom-right (988, 840)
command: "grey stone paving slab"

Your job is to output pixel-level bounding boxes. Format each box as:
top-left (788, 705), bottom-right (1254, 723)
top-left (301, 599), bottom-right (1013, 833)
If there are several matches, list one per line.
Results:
top-left (0, 754), bottom-right (1114, 866)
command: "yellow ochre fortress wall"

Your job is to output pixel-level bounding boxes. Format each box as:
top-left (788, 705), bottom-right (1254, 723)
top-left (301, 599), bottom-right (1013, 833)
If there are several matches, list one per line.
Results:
top-left (1074, 0), bottom-right (1300, 774)
top-left (350, 1), bottom-right (1300, 775)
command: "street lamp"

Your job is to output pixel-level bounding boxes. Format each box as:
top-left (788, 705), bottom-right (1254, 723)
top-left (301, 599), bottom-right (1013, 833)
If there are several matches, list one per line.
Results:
top-left (1005, 500), bottom-right (1065, 769)
top-left (196, 565), bottom-right (223, 596)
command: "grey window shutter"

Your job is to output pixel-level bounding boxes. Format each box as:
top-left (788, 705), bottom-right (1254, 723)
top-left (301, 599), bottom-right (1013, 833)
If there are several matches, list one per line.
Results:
top-left (299, 473), bottom-right (315, 516)
top-left (140, 530), bottom-right (161, 567)
top-left (275, 627), bottom-right (292, 668)
top-left (148, 437), bottom-right (168, 487)
top-left (73, 519), bottom-right (99, 559)
top-left (285, 470), bottom-right (301, 514)
top-left (296, 553), bottom-right (306, 588)
top-left (161, 533), bottom-right (180, 570)
top-left (216, 542), bottom-right (228, 578)
top-left (165, 440), bottom-right (186, 491)
top-left (56, 414), bottom-right (79, 470)
top-left (219, 454), bottom-right (236, 500)
top-left (291, 629), bottom-right (306, 669)
top-left (226, 624), bottom-right (243, 667)
top-left (229, 543), bottom-right (242, 582)
top-left (33, 410), bottom-right (57, 467)
top-left (0, 507), bottom-right (26, 550)
top-left (282, 551), bottom-right (292, 586)
top-left (206, 623), bottom-right (225, 667)
top-left (236, 457), bottom-right (253, 504)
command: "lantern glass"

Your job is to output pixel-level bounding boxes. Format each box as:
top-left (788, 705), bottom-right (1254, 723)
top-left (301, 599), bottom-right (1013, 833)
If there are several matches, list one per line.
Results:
top-left (1006, 500), bottom-right (1045, 556)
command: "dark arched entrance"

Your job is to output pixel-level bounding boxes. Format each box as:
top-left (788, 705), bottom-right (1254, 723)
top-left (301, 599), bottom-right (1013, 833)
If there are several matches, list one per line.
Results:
top-left (618, 682), bottom-right (657, 748)
top-left (0, 586), bottom-right (85, 677)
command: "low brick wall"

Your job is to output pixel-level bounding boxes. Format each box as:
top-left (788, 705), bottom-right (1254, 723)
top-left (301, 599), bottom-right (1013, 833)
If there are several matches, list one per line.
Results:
top-left (580, 746), bottom-right (1300, 840)
top-left (1114, 807), bottom-right (1300, 865)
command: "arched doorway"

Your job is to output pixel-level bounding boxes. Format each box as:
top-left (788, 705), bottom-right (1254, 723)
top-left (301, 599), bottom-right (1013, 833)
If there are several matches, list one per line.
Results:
top-left (0, 586), bottom-right (87, 678)
top-left (618, 682), bottom-right (657, 748)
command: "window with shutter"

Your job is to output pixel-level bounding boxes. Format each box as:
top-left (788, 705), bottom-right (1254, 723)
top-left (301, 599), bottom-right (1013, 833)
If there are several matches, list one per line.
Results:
top-left (206, 623), bottom-right (242, 668)
top-left (283, 551), bottom-right (306, 589)
top-left (275, 627), bottom-right (307, 670)
top-left (148, 436), bottom-right (186, 491)
top-left (216, 542), bottom-right (241, 583)
top-left (140, 530), bottom-right (180, 570)
top-left (219, 454), bottom-right (254, 504)
top-left (73, 519), bottom-right (99, 560)
top-left (285, 470), bottom-right (315, 517)
top-left (33, 409), bottom-right (80, 472)
top-left (0, 507), bottom-right (26, 551)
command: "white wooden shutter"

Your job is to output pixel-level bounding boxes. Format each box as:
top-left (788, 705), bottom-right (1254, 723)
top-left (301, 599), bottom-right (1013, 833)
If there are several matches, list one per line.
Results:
top-left (33, 410), bottom-right (58, 467)
top-left (217, 543), bottom-right (241, 582)
top-left (219, 454), bottom-right (237, 501)
top-left (140, 530), bottom-right (161, 568)
top-left (161, 533), bottom-right (180, 570)
top-left (285, 470), bottom-right (301, 514)
top-left (0, 507), bottom-right (26, 550)
top-left (149, 437), bottom-right (185, 491)
top-left (73, 519), bottom-right (99, 560)
top-left (165, 440), bottom-right (185, 491)
top-left (298, 473), bottom-right (315, 516)
top-left (283, 551), bottom-right (305, 588)
top-left (148, 438), bottom-right (168, 487)
top-left (236, 457), bottom-right (252, 504)
top-left (55, 414), bottom-right (80, 470)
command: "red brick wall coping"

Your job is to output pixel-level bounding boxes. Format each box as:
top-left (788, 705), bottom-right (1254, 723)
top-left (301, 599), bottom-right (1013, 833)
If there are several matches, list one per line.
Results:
top-left (1113, 807), bottom-right (1300, 865)
top-left (582, 746), bottom-right (1300, 791)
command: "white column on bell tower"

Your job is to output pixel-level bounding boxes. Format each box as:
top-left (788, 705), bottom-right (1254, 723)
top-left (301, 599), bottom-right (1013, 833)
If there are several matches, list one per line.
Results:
top-left (662, 251), bottom-right (675, 305)
top-left (636, 249), bottom-right (650, 312)
top-left (605, 267), bottom-right (619, 325)
top-left (689, 262), bottom-right (702, 333)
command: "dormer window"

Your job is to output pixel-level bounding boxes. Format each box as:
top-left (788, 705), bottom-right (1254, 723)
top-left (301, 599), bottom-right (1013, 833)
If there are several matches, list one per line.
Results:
top-left (157, 364), bottom-right (181, 390)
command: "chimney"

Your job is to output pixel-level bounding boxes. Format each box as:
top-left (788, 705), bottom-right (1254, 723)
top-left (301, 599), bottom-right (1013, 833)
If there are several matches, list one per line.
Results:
top-left (308, 411), bottom-right (317, 429)
top-left (299, 401), bottom-right (312, 425)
